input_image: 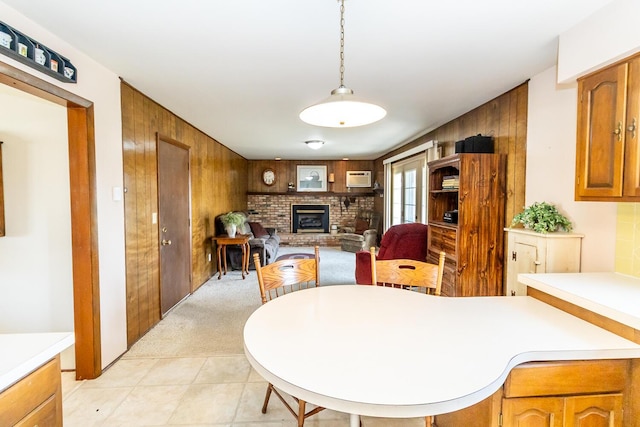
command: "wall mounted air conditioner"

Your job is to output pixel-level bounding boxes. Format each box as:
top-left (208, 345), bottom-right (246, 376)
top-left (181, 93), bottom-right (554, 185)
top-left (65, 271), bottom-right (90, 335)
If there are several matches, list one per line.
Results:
top-left (346, 170), bottom-right (372, 188)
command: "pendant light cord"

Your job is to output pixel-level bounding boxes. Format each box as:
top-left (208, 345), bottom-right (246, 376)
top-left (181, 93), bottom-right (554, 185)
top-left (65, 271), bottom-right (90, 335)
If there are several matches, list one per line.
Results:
top-left (339, 0), bottom-right (345, 88)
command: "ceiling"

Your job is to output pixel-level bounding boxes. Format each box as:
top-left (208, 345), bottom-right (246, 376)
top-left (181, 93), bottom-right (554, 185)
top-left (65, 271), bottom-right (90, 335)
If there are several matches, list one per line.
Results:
top-left (3, 0), bottom-right (612, 160)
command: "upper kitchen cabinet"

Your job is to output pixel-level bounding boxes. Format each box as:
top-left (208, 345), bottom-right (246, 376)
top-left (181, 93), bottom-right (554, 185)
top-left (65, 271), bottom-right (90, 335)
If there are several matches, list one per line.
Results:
top-left (575, 53), bottom-right (640, 201)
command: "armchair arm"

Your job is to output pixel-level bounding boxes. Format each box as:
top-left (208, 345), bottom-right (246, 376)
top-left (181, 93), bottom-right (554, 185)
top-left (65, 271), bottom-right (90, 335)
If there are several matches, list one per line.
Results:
top-left (266, 227), bottom-right (277, 236)
top-left (248, 237), bottom-right (266, 247)
top-left (355, 249), bottom-right (375, 285)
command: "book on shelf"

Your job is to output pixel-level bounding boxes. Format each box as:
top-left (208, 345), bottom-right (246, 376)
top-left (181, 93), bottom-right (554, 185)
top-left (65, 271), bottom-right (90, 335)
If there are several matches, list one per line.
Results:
top-left (442, 175), bottom-right (460, 189)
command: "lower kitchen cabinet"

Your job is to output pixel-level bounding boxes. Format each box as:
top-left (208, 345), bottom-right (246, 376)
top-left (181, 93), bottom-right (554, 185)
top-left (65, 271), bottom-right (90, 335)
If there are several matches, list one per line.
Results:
top-left (434, 360), bottom-right (628, 427)
top-left (502, 394), bottom-right (622, 427)
top-left (0, 356), bottom-right (62, 427)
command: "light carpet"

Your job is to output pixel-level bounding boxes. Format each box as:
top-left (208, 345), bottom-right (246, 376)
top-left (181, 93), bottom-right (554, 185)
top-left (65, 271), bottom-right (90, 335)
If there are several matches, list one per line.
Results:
top-left (123, 246), bottom-right (356, 359)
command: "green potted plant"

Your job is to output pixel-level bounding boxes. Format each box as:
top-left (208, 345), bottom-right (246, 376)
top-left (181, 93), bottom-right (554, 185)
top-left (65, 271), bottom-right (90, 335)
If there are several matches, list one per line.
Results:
top-left (510, 202), bottom-right (573, 234)
top-left (220, 211), bottom-right (245, 237)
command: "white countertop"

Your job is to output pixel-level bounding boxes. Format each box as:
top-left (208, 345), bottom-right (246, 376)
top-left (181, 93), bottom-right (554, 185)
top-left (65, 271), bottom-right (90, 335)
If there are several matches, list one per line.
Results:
top-left (244, 285), bottom-right (640, 418)
top-left (518, 272), bottom-right (640, 330)
top-left (0, 332), bottom-right (74, 391)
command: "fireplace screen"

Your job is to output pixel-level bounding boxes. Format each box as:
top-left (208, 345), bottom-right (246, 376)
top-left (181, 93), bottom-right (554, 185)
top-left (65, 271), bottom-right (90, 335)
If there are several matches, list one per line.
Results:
top-left (292, 204), bottom-right (329, 233)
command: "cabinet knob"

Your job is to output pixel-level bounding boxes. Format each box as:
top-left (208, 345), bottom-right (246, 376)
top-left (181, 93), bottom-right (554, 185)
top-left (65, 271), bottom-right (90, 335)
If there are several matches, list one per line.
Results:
top-left (613, 121), bottom-right (623, 141)
top-left (628, 117), bottom-right (637, 139)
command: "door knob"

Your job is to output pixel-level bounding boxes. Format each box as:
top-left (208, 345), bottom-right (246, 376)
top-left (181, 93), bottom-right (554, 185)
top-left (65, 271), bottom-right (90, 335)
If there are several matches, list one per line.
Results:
top-left (161, 239), bottom-right (172, 246)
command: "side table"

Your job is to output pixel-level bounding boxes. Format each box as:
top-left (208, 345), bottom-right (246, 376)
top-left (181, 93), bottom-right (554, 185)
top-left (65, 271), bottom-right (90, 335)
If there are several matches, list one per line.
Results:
top-left (211, 234), bottom-right (250, 279)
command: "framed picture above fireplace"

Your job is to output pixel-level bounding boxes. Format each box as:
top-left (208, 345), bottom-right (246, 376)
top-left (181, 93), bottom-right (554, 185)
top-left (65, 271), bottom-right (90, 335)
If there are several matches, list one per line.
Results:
top-left (297, 165), bottom-right (327, 192)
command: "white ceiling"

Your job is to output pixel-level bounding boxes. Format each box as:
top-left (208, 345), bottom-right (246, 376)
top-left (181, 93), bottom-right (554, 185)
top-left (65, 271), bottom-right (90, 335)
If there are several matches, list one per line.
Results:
top-left (3, 0), bottom-right (612, 160)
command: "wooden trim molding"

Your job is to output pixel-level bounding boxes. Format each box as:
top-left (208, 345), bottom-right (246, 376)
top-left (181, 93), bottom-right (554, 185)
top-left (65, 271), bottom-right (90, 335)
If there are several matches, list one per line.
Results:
top-left (0, 141), bottom-right (4, 237)
top-left (0, 61), bottom-right (101, 379)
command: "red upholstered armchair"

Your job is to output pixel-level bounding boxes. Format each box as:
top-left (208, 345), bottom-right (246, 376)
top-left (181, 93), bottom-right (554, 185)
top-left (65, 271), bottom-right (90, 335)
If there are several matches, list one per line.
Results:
top-left (355, 222), bottom-right (429, 285)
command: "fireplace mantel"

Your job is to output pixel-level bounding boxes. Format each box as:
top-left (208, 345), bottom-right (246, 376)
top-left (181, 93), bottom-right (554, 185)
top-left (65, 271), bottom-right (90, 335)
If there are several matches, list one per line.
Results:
top-left (247, 191), bottom-right (375, 197)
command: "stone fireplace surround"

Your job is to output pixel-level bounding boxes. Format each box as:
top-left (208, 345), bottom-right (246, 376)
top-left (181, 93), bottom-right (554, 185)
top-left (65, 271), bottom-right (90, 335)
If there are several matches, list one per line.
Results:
top-left (247, 194), bottom-right (375, 246)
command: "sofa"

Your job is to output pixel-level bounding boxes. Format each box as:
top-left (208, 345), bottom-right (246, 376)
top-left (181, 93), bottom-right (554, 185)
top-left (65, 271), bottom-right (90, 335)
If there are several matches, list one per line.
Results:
top-left (214, 211), bottom-right (280, 270)
top-left (355, 222), bottom-right (428, 285)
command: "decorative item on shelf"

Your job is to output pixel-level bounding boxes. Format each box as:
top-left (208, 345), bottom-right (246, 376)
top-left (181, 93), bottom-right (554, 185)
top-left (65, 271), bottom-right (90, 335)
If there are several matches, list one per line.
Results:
top-left (0, 20), bottom-right (77, 83)
top-left (510, 202), bottom-right (573, 234)
top-left (0, 31), bottom-right (11, 49)
top-left (298, 0), bottom-right (386, 128)
top-left (372, 181), bottom-right (384, 197)
top-left (220, 212), bottom-right (245, 238)
top-left (287, 182), bottom-right (295, 192)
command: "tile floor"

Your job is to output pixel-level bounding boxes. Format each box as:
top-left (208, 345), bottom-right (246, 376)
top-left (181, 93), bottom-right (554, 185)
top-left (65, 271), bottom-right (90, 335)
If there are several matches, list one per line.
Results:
top-left (61, 355), bottom-right (425, 426)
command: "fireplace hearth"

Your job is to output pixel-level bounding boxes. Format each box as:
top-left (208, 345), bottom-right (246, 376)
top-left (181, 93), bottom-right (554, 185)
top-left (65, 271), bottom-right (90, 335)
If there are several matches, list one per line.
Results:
top-left (292, 204), bottom-right (329, 233)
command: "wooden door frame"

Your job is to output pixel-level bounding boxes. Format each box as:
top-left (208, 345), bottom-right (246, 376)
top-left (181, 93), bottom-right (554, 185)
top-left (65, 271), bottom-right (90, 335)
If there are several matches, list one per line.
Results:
top-left (0, 61), bottom-right (101, 379)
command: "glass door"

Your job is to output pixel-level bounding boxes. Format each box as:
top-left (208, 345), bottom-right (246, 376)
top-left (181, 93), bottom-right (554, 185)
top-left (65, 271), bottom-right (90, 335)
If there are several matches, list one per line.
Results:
top-left (391, 156), bottom-right (426, 225)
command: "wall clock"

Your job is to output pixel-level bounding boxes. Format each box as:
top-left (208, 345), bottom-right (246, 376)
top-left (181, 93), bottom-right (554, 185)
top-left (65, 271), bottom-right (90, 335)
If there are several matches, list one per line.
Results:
top-left (262, 168), bottom-right (276, 186)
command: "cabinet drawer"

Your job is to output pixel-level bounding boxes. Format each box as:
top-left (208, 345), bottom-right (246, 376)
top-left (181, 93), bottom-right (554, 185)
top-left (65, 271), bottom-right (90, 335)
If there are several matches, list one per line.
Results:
top-left (428, 225), bottom-right (457, 256)
top-left (504, 360), bottom-right (628, 398)
top-left (0, 357), bottom-right (60, 426)
top-left (15, 395), bottom-right (57, 427)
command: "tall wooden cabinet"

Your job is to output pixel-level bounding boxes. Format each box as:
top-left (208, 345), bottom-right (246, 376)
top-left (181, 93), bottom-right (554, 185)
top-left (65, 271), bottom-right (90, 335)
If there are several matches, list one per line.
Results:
top-left (575, 53), bottom-right (640, 201)
top-left (504, 229), bottom-right (584, 296)
top-left (427, 153), bottom-right (506, 296)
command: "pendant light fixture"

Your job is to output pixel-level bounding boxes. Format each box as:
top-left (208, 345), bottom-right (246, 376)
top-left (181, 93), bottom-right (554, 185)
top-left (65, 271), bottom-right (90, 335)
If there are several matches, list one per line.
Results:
top-left (299, 0), bottom-right (386, 128)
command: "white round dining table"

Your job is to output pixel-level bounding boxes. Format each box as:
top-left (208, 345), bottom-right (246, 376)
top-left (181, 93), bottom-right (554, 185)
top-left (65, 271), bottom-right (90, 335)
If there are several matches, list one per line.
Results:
top-left (243, 285), bottom-right (640, 427)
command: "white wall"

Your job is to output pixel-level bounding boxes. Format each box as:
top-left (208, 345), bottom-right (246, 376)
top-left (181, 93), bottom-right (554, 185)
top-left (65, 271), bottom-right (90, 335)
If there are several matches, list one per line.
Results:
top-left (0, 85), bottom-right (75, 365)
top-left (558, 0), bottom-right (640, 82)
top-left (0, 2), bottom-right (127, 368)
top-left (526, 66), bottom-right (617, 271)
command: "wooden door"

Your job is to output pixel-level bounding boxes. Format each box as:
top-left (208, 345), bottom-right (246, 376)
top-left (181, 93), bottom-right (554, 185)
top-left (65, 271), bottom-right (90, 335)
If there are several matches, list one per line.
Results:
top-left (157, 136), bottom-right (191, 315)
top-left (576, 62), bottom-right (628, 199)
top-left (502, 397), bottom-right (563, 427)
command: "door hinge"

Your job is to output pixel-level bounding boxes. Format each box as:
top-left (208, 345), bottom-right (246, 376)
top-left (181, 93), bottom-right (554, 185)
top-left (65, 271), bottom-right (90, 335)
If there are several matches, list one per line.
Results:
top-left (498, 413), bottom-right (503, 427)
top-left (511, 251), bottom-right (517, 261)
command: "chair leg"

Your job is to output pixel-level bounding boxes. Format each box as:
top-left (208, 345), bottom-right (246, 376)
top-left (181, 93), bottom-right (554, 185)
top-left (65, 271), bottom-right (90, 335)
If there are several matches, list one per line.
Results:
top-left (298, 399), bottom-right (306, 427)
top-left (261, 383), bottom-right (273, 414)
top-left (426, 415), bottom-right (435, 427)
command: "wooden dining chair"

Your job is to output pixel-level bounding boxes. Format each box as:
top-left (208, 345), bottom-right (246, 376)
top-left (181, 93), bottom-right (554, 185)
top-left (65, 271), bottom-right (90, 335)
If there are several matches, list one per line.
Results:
top-left (370, 246), bottom-right (446, 295)
top-left (370, 246), bottom-right (445, 427)
top-left (253, 246), bottom-right (324, 427)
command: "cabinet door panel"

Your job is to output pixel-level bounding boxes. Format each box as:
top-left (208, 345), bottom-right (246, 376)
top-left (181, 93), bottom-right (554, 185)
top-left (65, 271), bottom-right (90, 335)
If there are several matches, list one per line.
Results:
top-left (564, 394), bottom-right (623, 427)
top-left (624, 56), bottom-right (640, 196)
top-left (576, 62), bottom-right (628, 198)
top-left (502, 397), bottom-right (563, 427)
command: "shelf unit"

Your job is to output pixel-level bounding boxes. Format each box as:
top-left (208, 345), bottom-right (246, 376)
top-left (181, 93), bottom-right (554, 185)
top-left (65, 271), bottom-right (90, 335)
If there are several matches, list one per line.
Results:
top-left (427, 153), bottom-right (506, 296)
top-left (0, 20), bottom-right (77, 83)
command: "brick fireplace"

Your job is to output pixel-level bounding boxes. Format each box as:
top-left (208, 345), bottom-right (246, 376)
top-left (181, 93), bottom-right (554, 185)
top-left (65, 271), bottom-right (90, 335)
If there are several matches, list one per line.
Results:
top-left (247, 194), bottom-right (375, 246)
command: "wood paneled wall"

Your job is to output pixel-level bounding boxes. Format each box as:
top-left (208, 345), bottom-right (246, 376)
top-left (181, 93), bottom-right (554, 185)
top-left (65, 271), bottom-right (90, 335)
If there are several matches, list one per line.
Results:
top-left (374, 82), bottom-right (528, 224)
top-left (247, 159), bottom-right (375, 194)
top-left (121, 82), bottom-right (248, 346)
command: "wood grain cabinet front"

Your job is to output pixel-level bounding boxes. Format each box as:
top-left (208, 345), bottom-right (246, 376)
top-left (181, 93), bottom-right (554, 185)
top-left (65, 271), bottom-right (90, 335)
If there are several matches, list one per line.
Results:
top-left (576, 52), bottom-right (640, 201)
top-left (0, 356), bottom-right (62, 427)
top-left (434, 360), bottom-right (628, 427)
